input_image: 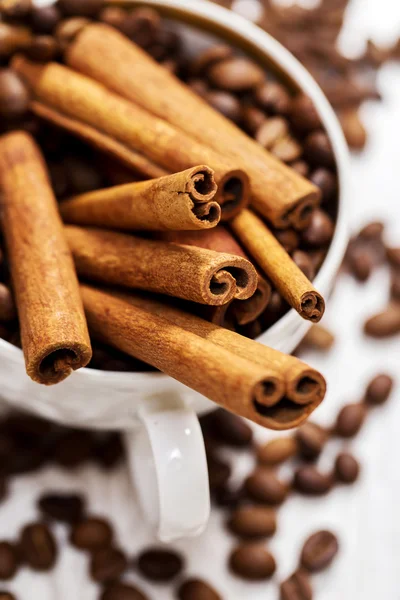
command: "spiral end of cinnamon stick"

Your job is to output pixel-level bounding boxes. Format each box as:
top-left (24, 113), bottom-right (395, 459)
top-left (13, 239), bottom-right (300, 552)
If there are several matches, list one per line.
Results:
top-left (288, 191), bottom-right (321, 230)
top-left (286, 369), bottom-right (327, 406)
top-left (216, 169), bottom-right (250, 221)
top-left (231, 277), bottom-right (271, 326)
top-left (205, 256), bottom-right (258, 305)
top-left (29, 342), bottom-right (92, 385)
top-left (253, 376), bottom-right (286, 408)
top-left (187, 165), bottom-right (217, 203)
top-left (300, 291), bottom-right (325, 322)
top-left (252, 394), bottom-right (324, 431)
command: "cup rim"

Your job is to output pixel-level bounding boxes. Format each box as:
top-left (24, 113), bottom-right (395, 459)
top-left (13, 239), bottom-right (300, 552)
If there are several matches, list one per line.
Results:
top-left (0, 0), bottom-right (350, 383)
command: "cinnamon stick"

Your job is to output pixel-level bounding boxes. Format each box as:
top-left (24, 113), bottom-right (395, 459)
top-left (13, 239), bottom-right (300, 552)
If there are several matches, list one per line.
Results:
top-left (60, 166), bottom-right (221, 231)
top-left (0, 131), bottom-right (91, 385)
top-left (66, 23), bottom-right (321, 228)
top-left (13, 56), bottom-right (249, 221)
top-left (230, 209), bottom-right (325, 322)
top-left (95, 288), bottom-right (326, 426)
top-left (65, 225), bottom-right (258, 306)
top-left (80, 284), bottom-right (292, 430)
top-left (158, 227), bottom-right (271, 328)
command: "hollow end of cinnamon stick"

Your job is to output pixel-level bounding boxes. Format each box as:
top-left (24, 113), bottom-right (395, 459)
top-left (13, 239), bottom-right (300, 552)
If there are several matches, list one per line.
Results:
top-left (252, 394), bottom-right (323, 431)
top-left (216, 169), bottom-right (250, 221)
top-left (300, 291), bottom-right (325, 322)
top-left (286, 369), bottom-right (327, 406)
top-left (205, 257), bottom-right (257, 305)
top-left (187, 165), bottom-right (217, 203)
top-left (254, 376), bottom-right (285, 409)
top-left (286, 192), bottom-right (320, 230)
top-left (28, 341), bottom-right (92, 386)
top-left (232, 277), bottom-right (271, 326)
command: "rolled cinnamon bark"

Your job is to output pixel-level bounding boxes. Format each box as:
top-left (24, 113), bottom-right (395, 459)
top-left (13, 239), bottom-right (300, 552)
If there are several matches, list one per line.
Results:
top-left (65, 225), bottom-right (258, 306)
top-left (80, 284), bottom-right (290, 429)
top-left (60, 166), bottom-right (221, 231)
top-left (0, 132), bottom-right (91, 384)
top-left (230, 209), bottom-right (325, 322)
top-left (13, 56), bottom-right (249, 221)
top-left (159, 227), bottom-right (271, 328)
top-left (96, 288), bottom-right (326, 427)
top-left (66, 23), bottom-right (321, 228)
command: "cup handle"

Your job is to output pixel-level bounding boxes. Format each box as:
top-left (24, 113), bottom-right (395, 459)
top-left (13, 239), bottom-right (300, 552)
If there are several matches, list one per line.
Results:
top-left (123, 396), bottom-right (210, 542)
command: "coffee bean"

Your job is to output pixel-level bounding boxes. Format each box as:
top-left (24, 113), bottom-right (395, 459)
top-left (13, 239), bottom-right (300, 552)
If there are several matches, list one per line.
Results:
top-left (391, 272), bottom-right (400, 300)
top-left (364, 304), bottom-right (400, 337)
top-left (290, 160), bottom-right (309, 178)
top-left (26, 36), bottom-right (59, 62)
top-left (213, 483), bottom-right (245, 509)
top-left (280, 569), bottom-right (313, 600)
top-left (31, 6), bottom-right (62, 34)
top-left (90, 547), bottom-right (127, 583)
top-left (20, 523), bottom-right (57, 571)
top-left (93, 433), bottom-right (124, 470)
top-left (229, 543), bottom-right (276, 580)
top-left (334, 452), bottom-right (360, 484)
top-left (257, 437), bottom-right (298, 466)
top-left (178, 578), bottom-right (222, 600)
top-left (205, 90), bottom-right (241, 122)
top-left (0, 23), bottom-right (32, 58)
top-left (54, 431), bottom-right (94, 468)
top-left (137, 548), bottom-right (184, 582)
top-left (255, 81), bottom-right (291, 114)
top-left (245, 467), bottom-right (288, 505)
top-left (310, 168), bottom-right (337, 204)
top-left (335, 403), bottom-right (366, 438)
top-left (346, 243), bottom-right (374, 282)
top-left (304, 131), bottom-right (335, 168)
top-left (98, 7), bottom-right (127, 30)
top-left (0, 284), bottom-right (16, 322)
top-left (255, 116), bottom-right (288, 149)
top-left (292, 250), bottom-right (315, 280)
top-left (227, 505), bottom-right (277, 539)
top-left (100, 582), bottom-right (149, 600)
top-left (295, 422), bottom-right (326, 461)
top-left (301, 209), bottom-right (334, 247)
top-left (0, 592), bottom-right (16, 600)
top-left (303, 324), bottom-right (335, 351)
top-left (0, 0), bottom-right (32, 19)
top-left (293, 466), bottom-right (332, 495)
top-left (365, 374), bottom-right (394, 406)
top-left (0, 69), bottom-right (30, 120)
top-left (272, 136), bottom-right (303, 163)
top-left (241, 105), bottom-right (266, 135)
top-left (274, 229), bottom-right (299, 254)
top-left (70, 517), bottom-right (113, 552)
top-left (0, 542), bottom-right (19, 580)
top-left (38, 492), bottom-right (85, 523)
top-left (208, 57), bottom-right (265, 91)
top-left (187, 78), bottom-right (209, 98)
top-left (190, 45), bottom-right (233, 77)
top-left (203, 409), bottom-right (253, 447)
top-left (359, 221), bottom-right (384, 241)
top-left (55, 17), bottom-right (89, 48)
top-left (386, 247), bottom-right (400, 269)
top-left (207, 452), bottom-right (231, 491)
top-left (58, 0), bottom-right (104, 17)
top-left (300, 530), bottom-right (339, 572)
top-left (120, 8), bottom-right (161, 48)
top-left (289, 94), bottom-right (321, 132)
top-left (339, 109), bottom-right (367, 150)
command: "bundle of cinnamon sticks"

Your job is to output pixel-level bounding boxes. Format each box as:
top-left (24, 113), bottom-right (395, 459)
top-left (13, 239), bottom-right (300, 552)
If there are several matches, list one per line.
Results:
top-left (0, 7), bottom-right (335, 431)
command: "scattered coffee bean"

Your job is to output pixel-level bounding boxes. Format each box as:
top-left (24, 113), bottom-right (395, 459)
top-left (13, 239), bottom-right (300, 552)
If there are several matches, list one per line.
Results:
top-left (0, 542), bottom-right (19, 580)
top-left (292, 250), bottom-right (315, 280)
top-left (280, 569), bottom-right (313, 600)
top-left (391, 272), bottom-right (400, 300)
top-left (0, 593), bottom-right (16, 600)
top-left (365, 373), bottom-right (394, 406)
top-left (274, 229), bottom-right (299, 254)
top-left (26, 35), bottom-right (59, 61)
top-left (334, 452), bottom-right (360, 484)
top-left (272, 136), bottom-right (303, 163)
top-left (54, 430), bottom-right (94, 468)
top-left (214, 484), bottom-right (244, 509)
top-left (207, 452), bottom-right (231, 491)
top-left (255, 81), bottom-right (291, 114)
top-left (31, 5), bottom-right (62, 34)
top-left (255, 116), bottom-right (288, 149)
top-left (202, 409), bottom-right (253, 448)
top-left (205, 90), bottom-right (241, 122)
top-left (386, 247), bottom-right (400, 269)
top-left (364, 304), bottom-right (400, 337)
top-left (0, 69), bottom-right (30, 119)
top-left (245, 467), bottom-right (288, 505)
top-left (93, 433), bottom-right (124, 470)
top-left (207, 57), bottom-right (265, 91)
top-left (241, 105), bottom-right (266, 135)
top-left (178, 578), bottom-right (222, 600)
top-left (70, 517), bottom-right (113, 552)
top-left (290, 160), bottom-right (309, 178)
top-left (302, 324), bottom-right (335, 351)
top-left (90, 546), bottom-right (127, 583)
top-left (190, 45), bottom-right (233, 77)
top-left (98, 6), bottom-right (126, 29)
top-left (58, 0), bottom-right (104, 18)
top-left (20, 523), bottom-right (57, 571)
top-left (335, 403), bottom-right (366, 438)
top-left (293, 466), bottom-right (332, 495)
top-left (137, 548), bottom-right (184, 582)
top-left (0, 0), bottom-right (31, 19)
top-left (300, 530), bottom-right (339, 572)
top-left (229, 543), bottom-right (276, 580)
top-left (346, 243), bottom-right (374, 282)
top-left (358, 221), bottom-right (384, 241)
top-left (301, 209), bottom-right (334, 247)
top-left (227, 505), bottom-right (277, 539)
top-left (257, 436), bottom-right (298, 466)
top-left (310, 168), bottom-right (337, 204)
top-left (38, 492), bottom-right (85, 523)
top-left (304, 131), bottom-right (335, 168)
top-left (100, 582), bottom-right (149, 600)
top-left (55, 17), bottom-right (90, 48)
top-left (338, 109), bottom-right (367, 150)
top-left (289, 94), bottom-right (321, 132)
top-left (295, 422), bottom-right (327, 461)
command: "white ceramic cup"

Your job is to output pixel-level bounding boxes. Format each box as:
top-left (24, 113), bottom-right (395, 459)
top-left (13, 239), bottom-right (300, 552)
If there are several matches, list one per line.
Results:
top-left (0, 0), bottom-right (349, 541)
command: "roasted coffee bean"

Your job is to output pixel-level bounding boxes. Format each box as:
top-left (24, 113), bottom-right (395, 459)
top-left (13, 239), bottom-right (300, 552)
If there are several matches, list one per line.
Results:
top-left (207, 452), bottom-right (231, 491)
top-left (100, 582), bottom-right (149, 600)
top-left (339, 109), bottom-right (367, 150)
top-left (335, 403), bottom-right (366, 438)
top-left (98, 6), bottom-right (127, 30)
top-left (137, 548), bottom-right (184, 582)
top-left (290, 160), bottom-right (309, 178)
top-left (214, 484), bottom-right (244, 508)
top-left (0, 23), bottom-right (32, 58)
top-left (255, 116), bottom-right (288, 149)
top-left (55, 17), bottom-right (89, 48)
top-left (229, 543), bottom-right (276, 580)
top-left (300, 530), bottom-right (339, 572)
top-left (301, 209), bottom-right (334, 247)
top-left (304, 131), bottom-right (335, 168)
top-left (272, 135), bottom-right (302, 163)
top-left (391, 272), bottom-right (400, 300)
top-left (0, 592), bottom-right (16, 600)
top-left (54, 431), bottom-right (94, 468)
top-left (292, 250), bottom-right (315, 281)
top-left (386, 247), bottom-right (400, 269)
top-left (178, 578), bottom-right (222, 600)
top-left (241, 105), bottom-right (266, 135)
top-left (0, 284), bottom-right (16, 322)
top-left (90, 547), bottom-right (127, 583)
top-left (255, 81), bottom-right (291, 114)
top-left (38, 492), bottom-right (85, 523)
top-left (310, 168), bottom-right (337, 204)
top-left (346, 243), bottom-right (374, 282)
top-left (205, 90), bottom-right (241, 122)
top-left (70, 517), bottom-right (113, 552)
top-left (274, 229), bottom-right (299, 254)
top-left (31, 5), bottom-right (62, 34)
top-left (0, 0), bottom-right (32, 19)
top-left (293, 466), bottom-right (332, 495)
top-left (58, 0), bottom-right (104, 17)
top-left (359, 221), bottom-right (384, 240)
top-left (289, 94), bottom-right (321, 132)
top-left (364, 304), bottom-right (400, 337)
top-left (26, 36), bottom-right (59, 61)
top-left (257, 437), bottom-right (298, 466)
top-left (0, 542), bottom-right (19, 580)
top-left (190, 45), bottom-right (233, 77)
top-left (227, 505), bottom-right (277, 538)
top-left (245, 467), bottom-right (288, 505)
top-left (20, 523), bottom-right (57, 571)
top-left (187, 78), bottom-right (209, 98)
top-left (0, 69), bottom-right (30, 120)
top-left (302, 324), bottom-right (335, 351)
top-left (203, 409), bottom-right (253, 447)
top-left (365, 374), bottom-right (393, 406)
top-left (334, 452), bottom-right (360, 484)
top-left (295, 422), bottom-right (327, 460)
top-left (280, 569), bottom-right (313, 600)
top-left (207, 57), bottom-right (265, 91)
top-left (120, 8), bottom-right (161, 48)
top-left (93, 433), bottom-right (124, 470)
